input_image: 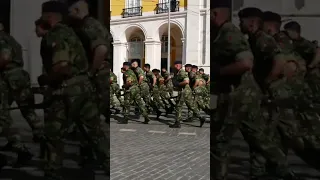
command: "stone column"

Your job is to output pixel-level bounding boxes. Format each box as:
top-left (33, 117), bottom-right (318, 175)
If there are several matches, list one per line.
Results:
top-left (112, 41), bottom-right (127, 86)
top-left (144, 40), bottom-right (161, 69)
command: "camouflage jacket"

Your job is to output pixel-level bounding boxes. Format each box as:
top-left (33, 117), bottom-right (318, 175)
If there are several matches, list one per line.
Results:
top-left (145, 70), bottom-right (155, 86)
top-left (0, 31), bottom-right (23, 69)
top-left (41, 23), bottom-right (88, 77)
top-left (132, 67), bottom-right (148, 83)
top-left (292, 37), bottom-right (316, 65)
top-left (161, 71), bottom-right (172, 85)
top-left (212, 22), bottom-right (258, 93)
top-left (174, 68), bottom-right (189, 89)
top-left (110, 71), bottom-right (117, 84)
top-left (73, 16), bottom-right (111, 65)
top-left (123, 69), bottom-right (138, 86)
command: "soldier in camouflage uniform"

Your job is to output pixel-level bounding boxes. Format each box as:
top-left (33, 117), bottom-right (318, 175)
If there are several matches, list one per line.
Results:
top-left (121, 62), bottom-right (150, 124)
top-left (0, 21), bottom-right (36, 167)
top-left (144, 64), bottom-right (166, 118)
top-left (109, 62), bottom-right (123, 114)
top-left (161, 67), bottom-right (174, 97)
top-left (211, 3), bottom-right (301, 179)
top-left (190, 65), bottom-right (210, 115)
top-left (170, 61), bottom-right (206, 128)
top-left (153, 69), bottom-right (175, 115)
top-left (131, 59), bottom-right (160, 115)
top-left (0, 20), bottom-right (43, 144)
top-left (199, 68), bottom-right (210, 96)
top-left (38, 2), bottom-right (109, 178)
top-left (67, 0), bottom-right (111, 119)
top-left (284, 21), bottom-right (320, 102)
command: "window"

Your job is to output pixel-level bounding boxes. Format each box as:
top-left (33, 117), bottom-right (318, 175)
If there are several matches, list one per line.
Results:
top-left (126, 0), bottom-right (141, 8)
top-left (161, 36), bottom-right (169, 53)
top-left (128, 37), bottom-right (144, 60)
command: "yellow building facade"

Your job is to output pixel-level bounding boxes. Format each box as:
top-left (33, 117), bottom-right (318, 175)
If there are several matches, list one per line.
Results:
top-left (110, 0), bottom-right (210, 84)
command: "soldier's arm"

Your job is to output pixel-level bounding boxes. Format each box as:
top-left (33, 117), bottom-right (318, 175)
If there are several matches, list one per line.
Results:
top-left (50, 39), bottom-right (72, 77)
top-left (152, 74), bottom-right (157, 86)
top-left (219, 28), bottom-right (253, 75)
top-left (0, 40), bottom-right (12, 68)
top-left (180, 71), bottom-right (189, 86)
top-left (305, 40), bottom-right (320, 68)
top-left (85, 25), bottom-right (109, 74)
top-left (137, 69), bottom-right (145, 84)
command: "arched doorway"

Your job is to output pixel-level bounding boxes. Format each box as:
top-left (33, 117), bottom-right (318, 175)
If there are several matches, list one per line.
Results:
top-left (158, 23), bottom-right (183, 70)
top-left (125, 26), bottom-right (145, 67)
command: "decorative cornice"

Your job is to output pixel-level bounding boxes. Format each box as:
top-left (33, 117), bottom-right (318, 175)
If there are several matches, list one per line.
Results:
top-left (111, 11), bottom-right (187, 25)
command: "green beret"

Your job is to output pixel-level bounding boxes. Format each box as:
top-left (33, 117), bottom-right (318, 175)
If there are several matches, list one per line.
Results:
top-left (263, 11), bottom-right (281, 23)
top-left (211, 0), bottom-right (231, 9)
top-left (284, 21), bottom-right (301, 33)
top-left (174, 61), bottom-right (182, 65)
top-left (238, 7), bottom-right (263, 19)
top-left (42, 1), bottom-right (68, 14)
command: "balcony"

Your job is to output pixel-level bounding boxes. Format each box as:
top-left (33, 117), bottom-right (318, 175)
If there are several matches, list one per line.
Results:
top-left (122, 7), bottom-right (143, 18)
top-left (155, 1), bottom-right (180, 14)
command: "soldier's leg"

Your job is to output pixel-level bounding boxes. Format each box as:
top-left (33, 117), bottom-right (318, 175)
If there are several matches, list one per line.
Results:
top-left (169, 91), bottom-right (184, 128)
top-left (132, 86), bottom-right (150, 123)
top-left (120, 90), bottom-right (131, 124)
top-left (43, 99), bottom-right (69, 179)
top-left (0, 81), bottom-right (32, 167)
top-left (141, 83), bottom-right (159, 113)
top-left (184, 87), bottom-right (206, 127)
top-left (74, 95), bottom-right (109, 175)
top-left (152, 87), bottom-right (166, 118)
top-left (5, 69), bottom-right (43, 138)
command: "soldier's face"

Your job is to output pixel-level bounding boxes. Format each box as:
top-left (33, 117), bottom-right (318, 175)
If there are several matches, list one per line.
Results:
top-left (174, 64), bottom-right (181, 69)
top-left (35, 26), bottom-right (45, 37)
top-left (161, 68), bottom-right (166, 72)
top-left (285, 30), bottom-right (298, 40)
top-left (68, 6), bottom-right (80, 19)
top-left (192, 68), bottom-right (197, 72)
top-left (199, 71), bottom-right (204, 74)
top-left (131, 62), bottom-right (138, 68)
top-left (239, 19), bottom-right (250, 33)
top-left (185, 67), bottom-right (191, 72)
top-left (143, 67), bottom-right (149, 71)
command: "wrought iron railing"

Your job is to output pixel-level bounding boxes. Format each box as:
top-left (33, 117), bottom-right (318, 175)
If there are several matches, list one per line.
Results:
top-left (122, 7), bottom-right (143, 18)
top-left (155, 1), bottom-right (180, 14)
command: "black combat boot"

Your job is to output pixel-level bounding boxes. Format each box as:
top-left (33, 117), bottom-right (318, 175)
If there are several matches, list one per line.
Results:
top-left (0, 153), bottom-right (8, 172)
top-left (169, 121), bottom-right (181, 128)
top-left (200, 117), bottom-right (206, 127)
top-left (183, 117), bottom-right (194, 122)
top-left (13, 149), bottom-right (33, 168)
top-left (143, 117), bottom-right (150, 124)
top-left (78, 146), bottom-right (95, 168)
top-left (156, 110), bottom-right (162, 119)
top-left (117, 118), bottom-right (128, 124)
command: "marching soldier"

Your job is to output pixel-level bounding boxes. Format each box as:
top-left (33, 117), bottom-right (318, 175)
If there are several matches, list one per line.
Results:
top-left (161, 67), bottom-right (174, 97)
top-left (38, 1), bottom-right (109, 178)
top-left (211, 2), bottom-right (301, 179)
top-left (170, 61), bottom-right (206, 128)
top-left (121, 62), bottom-right (150, 124)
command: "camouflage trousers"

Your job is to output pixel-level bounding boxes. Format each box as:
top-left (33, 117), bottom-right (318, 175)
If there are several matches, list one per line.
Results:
top-left (165, 81), bottom-right (174, 97)
top-left (250, 109), bottom-right (320, 177)
top-left (123, 85), bottom-right (148, 119)
top-left (0, 75), bottom-right (28, 153)
top-left (159, 85), bottom-right (174, 108)
top-left (43, 77), bottom-right (109, 177)
top-left (93, 69), bottom-right (109, 118)
top-left (175, 85), bottom-right (202, 122)
top-left (3, 68), bottom-right (42, 136)
top-left (139, 82), bottom-right (157, 111)
top-left (194, 86), bottom-right (210, 114)
top-left (110, 83), bottom-right (123, 107)
top-left (152, 86), bottom-right (166, 109)
top-left (211, 93), bottom-right (294, 180)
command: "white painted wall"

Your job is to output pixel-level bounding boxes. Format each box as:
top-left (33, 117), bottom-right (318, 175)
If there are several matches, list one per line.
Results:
top-left (10, 0), bottom-right (46, 84)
